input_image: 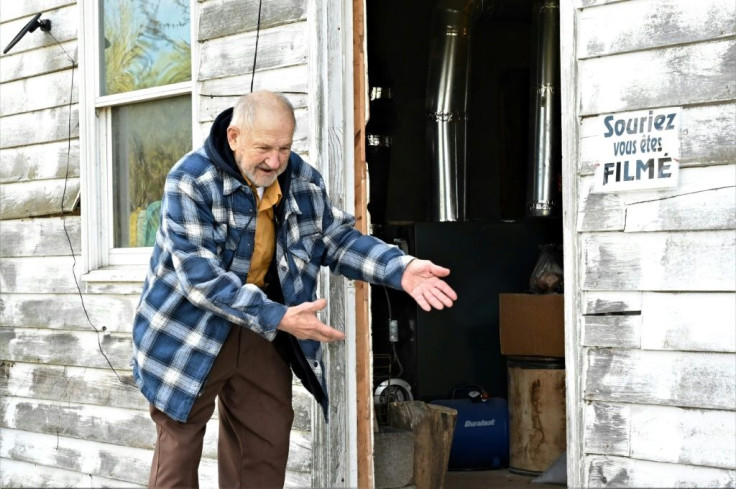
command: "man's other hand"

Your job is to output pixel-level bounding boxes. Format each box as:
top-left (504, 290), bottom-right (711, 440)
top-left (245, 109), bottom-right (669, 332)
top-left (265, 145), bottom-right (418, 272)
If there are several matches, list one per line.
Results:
top-left (401, 259), bottom-right (458, 312)
top-left (277, 298), bottom-right (346, 342)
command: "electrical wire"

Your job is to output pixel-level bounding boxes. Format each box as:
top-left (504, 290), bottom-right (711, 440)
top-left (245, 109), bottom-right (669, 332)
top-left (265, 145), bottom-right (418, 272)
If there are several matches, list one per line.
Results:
top-left (51, 31), bottom-right (133, 386)
top-left (250, 0), bottom-right (263, 92)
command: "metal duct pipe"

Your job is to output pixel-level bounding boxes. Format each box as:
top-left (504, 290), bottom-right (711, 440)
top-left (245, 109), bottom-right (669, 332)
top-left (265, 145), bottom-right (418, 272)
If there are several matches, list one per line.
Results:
top-left (425, 0), bottom-right (486, 222)
top-left (526, 0), bottom-right (561, 217)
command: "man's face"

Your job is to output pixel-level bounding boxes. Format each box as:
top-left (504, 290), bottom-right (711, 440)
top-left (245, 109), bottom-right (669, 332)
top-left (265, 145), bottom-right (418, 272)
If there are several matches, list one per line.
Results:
top-left (227, 109), bottom-right (294, 187)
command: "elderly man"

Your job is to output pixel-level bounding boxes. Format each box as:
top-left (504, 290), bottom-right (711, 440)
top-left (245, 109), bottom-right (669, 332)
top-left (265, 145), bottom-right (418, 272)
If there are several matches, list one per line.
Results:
top-left (132, 91), bottom-right (456, 488)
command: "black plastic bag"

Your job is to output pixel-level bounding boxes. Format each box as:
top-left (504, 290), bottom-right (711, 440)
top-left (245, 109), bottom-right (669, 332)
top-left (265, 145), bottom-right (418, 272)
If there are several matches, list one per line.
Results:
top-left (529, 243), bottom-right (563, 294)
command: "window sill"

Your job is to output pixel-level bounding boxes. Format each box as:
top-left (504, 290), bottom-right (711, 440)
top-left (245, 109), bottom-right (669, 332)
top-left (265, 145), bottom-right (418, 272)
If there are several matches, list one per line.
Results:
top-left (82, 265), bottom-right (148, 284)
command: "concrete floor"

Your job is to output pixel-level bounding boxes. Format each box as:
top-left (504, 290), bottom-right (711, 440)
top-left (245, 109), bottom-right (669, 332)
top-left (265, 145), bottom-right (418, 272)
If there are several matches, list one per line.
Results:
top-left (444, 469), bottom-right (562, 489)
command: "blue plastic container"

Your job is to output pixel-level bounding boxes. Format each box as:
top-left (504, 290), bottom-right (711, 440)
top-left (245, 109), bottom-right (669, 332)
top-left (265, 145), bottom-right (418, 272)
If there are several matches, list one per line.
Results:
top-left (430, 397), bottom-right (509, 470)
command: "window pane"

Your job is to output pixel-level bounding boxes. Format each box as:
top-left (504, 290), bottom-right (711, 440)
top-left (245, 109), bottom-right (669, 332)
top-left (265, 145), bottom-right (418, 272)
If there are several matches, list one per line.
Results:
top-left (112, 96), bottom-right (192, 248)
top-left (101, 0), bottom-right (191, 95)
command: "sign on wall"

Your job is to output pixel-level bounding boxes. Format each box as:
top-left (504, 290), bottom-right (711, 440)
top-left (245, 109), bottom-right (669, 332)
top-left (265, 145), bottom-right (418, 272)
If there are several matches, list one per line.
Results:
top-left (592, 107), bottom-right (682, 193)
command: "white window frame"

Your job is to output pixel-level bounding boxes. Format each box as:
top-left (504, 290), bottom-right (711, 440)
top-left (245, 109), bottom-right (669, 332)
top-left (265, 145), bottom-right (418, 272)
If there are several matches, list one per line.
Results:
top-left (78, 0), bottom-right (200, 280)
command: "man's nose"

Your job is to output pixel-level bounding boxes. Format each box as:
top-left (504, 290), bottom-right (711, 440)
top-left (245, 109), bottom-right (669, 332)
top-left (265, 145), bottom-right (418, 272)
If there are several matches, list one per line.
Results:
top-left (264, 150), bottom-right (281, 168)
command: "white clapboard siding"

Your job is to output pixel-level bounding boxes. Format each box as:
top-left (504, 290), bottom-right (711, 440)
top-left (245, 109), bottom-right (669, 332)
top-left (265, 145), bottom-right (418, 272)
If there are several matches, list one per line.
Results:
top-left (577, 164), bottom-right (736, 232)
top-left (198, 22), bottom-right (307, 81)
top-left (582, 315), bottom-right (641, 349)
top-left (581, 231), bottom-right (736, 291)
top-left (0, 256), bottom-right (85, 294)
top-left (0, 363), bottom-right (143, 411)
top-left (585, 402), bottom-right (736, 469)
top-left (585, 349), bottom-right (736, 410)
top-left (0, 178), bottom-right (79, 219)
top-left (0, 0), bottom-right (75, 23)
top-left (585, 455), bottom-right (736, 488)
top-left (200, 91), bottom-right (308, 124)
top-left (0, 216), bottom-right (80, 257)
top-left (0, 5), bottom-right (77, 56)
top-left (580, 102), bottom-right (736, 173)
top-left (0, 40), bottom-right (77, 83)
top-left (0, 293), bottom-right (137, 332)
top-left (583, 291), bottom-right (643, 315)
top-left (1, 104), bottom-right (79, 149)
top-left (578, 0), bottom-right (736, 59)
top-left (579, 38), bottom-right (736, 116)
top-left (0, 328), bottom-right (133, 370)
top-left (1, 68), bottom-right (78, 117)
top-left (0, 458), bottom-right (145, 489)
top-left (641, 292), bottom-right (736, 352)
top-left (198, 107), bottom-right (310, 144)
top-left (199, 63), bottom-right (308, 98)
top-left (0, 140), bottom-right (80, 183)
top-left (198, 0), bottom-right (306, 42)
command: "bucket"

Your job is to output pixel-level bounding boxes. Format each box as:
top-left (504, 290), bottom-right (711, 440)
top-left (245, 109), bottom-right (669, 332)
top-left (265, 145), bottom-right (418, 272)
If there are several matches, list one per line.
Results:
top-left (506, 356), bottom-right (566, 475)
top-left (430, 397), bottom-right (509, 470)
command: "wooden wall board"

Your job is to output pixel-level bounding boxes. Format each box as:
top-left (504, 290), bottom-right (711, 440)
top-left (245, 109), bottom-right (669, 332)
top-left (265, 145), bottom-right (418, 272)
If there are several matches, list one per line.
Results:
top-left (640, 292), bottom-right (736, 352)
top-left (197, 22), bottom-right (307, 81)
top-left (578, 0), bottom-right (736, 58)
top-left (577, 165), bottom-right (736, 233)
top-left (1, 256), bottom-right (84, 294)
top-left (0, 458), bottom-right (144, 488)
top-left (582, 291), bottom-right (643, 315)
top-left (585, 454), bottom-right (736, 488)
top-left (198, 0), bottom-right (306, 42)
top-left (0, 178), bottom-right (79, 220)
top-left (0, 140), bottom-right (80, 184)
top-left (585, 402), bottom-right (736, 469)
top-left (0, 217), bottom-right (81, 258)
top-left (1, 68), bottom-right (78, 117)
top-left (579, 38), bottom-right (736, 116)
top-left (198, 63), bottom-right (308, 98)
top-left (581, 230), bottom-right (736, 291)
top-left (0, 104), bottom-right (79, 149)
top-left (580, 102), bottom-right (736, 174)
top-left (0, 40), bottom-right (77, 83)
top-left (0, 0), bottom-right (75, 23)
top-left (585, 348), bottom-right (736, 410)
top-left (582, 315), bottom-right (642, 348)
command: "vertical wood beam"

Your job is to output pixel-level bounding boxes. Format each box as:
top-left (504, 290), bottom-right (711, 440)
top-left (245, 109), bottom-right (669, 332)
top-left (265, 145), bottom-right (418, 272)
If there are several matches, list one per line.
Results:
top-left (352, 0), bottom-right (374, 487)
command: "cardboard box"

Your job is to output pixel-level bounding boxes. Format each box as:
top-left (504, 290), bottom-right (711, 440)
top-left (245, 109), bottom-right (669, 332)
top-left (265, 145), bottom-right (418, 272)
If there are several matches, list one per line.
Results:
top-left (499, 293), bottom-right (564, 357)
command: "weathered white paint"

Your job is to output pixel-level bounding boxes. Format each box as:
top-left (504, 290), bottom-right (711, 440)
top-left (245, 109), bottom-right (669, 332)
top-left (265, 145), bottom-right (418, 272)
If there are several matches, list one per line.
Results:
top-left (578, 165), bottom-right (736, 232)
top-left (198, 0), bottom-right (307, 41)
top-left (1, 256), bottom-right (84, 294)
top-left (0, 40), bottom-right (77, 83)
top-left (582, 230), bottom-right (736, 291)
top-left (1, 69), bottom-right (78, 117)
top-left (198, 22), bottom-right (308, 81)
top-left (0, 216), bottom-right (81, 257)
top-left (578, 0), bottom-right (736, 58)
top-left (582, 315), bottom-right (642, 348)
top-left (586, 349), bottom-right (736, 410)
top-left (579, 38), bottom-right (736, 116)
top-left (0, 104), bottom-right (79, 149)
top-left (0, 140), bottom-right (80, 183)
top-left (582, 291), bottom-right (643, 315)
top-left (0, 0), bottom-right (75, 23)
top-left (0, 458), bottom-right (145, 489)
top-left (585, 402), bottom-right (736, 469)
top-left (641, 292), bottom-right (736, 352)
top-left (0, 178), bottom-right (79, 220)
top-left (586, 455), bottom-right (736, 488)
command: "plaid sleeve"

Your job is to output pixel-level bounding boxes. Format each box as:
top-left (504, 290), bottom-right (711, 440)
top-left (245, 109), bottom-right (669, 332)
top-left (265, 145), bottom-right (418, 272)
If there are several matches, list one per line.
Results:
top-left (161, 169), bottom-right (287, 339)
top-left (312, 178), bottom-right (414, 290)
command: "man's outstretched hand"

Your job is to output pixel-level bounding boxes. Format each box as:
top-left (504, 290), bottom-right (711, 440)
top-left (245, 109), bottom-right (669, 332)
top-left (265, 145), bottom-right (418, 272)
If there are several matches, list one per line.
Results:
top-left (277, 298), bottom-right (346, 342)
top-left (401, 259), bottom-right (458, 312)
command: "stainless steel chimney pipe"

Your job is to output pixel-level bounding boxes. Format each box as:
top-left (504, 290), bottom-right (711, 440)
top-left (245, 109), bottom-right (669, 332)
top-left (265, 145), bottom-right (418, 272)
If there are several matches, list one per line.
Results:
top-left (426, 0), bottom-right (486, 222)
top-left (526, 0), bottom-right (561, 217)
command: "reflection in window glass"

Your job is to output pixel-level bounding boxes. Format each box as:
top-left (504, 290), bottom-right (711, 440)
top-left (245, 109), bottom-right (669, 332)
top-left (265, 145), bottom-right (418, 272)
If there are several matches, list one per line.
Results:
top-left (101, 0), bottom-right (191, 95)
top-left (112, 96), bottom-right (192, 247)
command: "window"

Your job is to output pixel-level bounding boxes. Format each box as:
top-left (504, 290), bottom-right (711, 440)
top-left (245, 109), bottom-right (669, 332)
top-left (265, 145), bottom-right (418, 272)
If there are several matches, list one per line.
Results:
top-left (80, 0), bottom-right (196, 274)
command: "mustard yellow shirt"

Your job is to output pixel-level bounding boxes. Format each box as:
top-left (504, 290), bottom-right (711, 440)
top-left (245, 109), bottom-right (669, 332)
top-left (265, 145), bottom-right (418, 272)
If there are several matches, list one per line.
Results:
top-left (243, 177), bottom-right (282, 288)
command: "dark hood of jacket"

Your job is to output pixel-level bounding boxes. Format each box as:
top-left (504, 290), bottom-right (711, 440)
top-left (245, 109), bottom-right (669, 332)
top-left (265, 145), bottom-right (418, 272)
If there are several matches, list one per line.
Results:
top-left (204, 107), bottom-right (243, 182)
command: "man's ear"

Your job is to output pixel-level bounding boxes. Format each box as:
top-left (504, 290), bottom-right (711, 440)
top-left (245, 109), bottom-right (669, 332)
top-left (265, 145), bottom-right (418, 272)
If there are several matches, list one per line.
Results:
top-left (226, 126), bottom-right (239, 150)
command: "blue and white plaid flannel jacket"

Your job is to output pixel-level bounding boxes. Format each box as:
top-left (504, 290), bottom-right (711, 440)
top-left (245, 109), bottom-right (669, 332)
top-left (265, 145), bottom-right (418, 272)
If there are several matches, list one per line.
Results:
top-left (132, 149), bottom-right (412, 422)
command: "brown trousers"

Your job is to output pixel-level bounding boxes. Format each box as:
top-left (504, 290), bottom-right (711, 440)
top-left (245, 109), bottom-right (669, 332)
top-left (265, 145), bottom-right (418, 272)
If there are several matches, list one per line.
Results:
top-left (148, 326), bottom-right (294, 489)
